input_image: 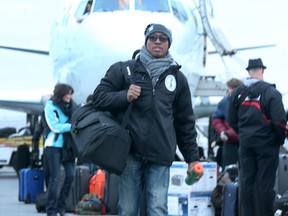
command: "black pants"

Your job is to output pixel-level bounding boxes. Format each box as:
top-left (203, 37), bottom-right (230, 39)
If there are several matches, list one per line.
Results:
top-left (222, 142), bottom-right (239, 168)
top-left (239, 144), bottom-right (279, 216)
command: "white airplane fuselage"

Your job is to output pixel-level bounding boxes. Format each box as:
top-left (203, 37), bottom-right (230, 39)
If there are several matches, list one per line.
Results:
top-left (50, 0), bottom-right (205, 104)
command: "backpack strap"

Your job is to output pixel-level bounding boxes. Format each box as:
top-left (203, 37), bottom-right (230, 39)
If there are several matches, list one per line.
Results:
top-left (233, 81), bottom-right (278, 127)
top-left (234, 85), bottom-right (250, 108)
top-left (252, 81), bottom-right (274, 119)
top-left (121, 59), bottom-right (136, 85)
top-left (234, 81), bottom-right (274, 109)
top-left (121, 59), bottom-right (136, 128)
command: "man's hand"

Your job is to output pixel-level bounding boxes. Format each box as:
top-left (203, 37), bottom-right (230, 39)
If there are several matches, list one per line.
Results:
top-left (187, 161), bottom-right (203, 183)
top-left (187, 161), bottom-right (198, 175)
top-left (127, 84), bottom-right (141, 102)
top-left (32, 149), bottom-right (39, 161)
top-left (211, 141), bottom-right (217, 148)
top-left (220, 131), bottom-right (229, 142)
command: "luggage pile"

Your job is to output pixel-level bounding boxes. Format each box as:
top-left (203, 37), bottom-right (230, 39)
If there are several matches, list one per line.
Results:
top-left (29, 166), bottom-right (120, 215)
top-left (211, 164), bottom-right (239, 216)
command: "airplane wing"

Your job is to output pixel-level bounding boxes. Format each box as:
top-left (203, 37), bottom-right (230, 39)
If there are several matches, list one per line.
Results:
top-left (0, 45), bottom-right (49, 56)
top-left (0, 100), bottom-right (44, 115)
top-left (0, 44), bottom-right (51, 118)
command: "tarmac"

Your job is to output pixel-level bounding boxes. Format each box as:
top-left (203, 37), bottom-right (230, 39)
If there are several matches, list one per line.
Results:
top-left (0, 167), bottom-right (77, 216)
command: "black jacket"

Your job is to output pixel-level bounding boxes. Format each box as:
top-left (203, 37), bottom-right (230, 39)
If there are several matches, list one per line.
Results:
top-left (93, 59), bottom-right (199, 166)
top-left (228, 80), bottom-right (287, 147)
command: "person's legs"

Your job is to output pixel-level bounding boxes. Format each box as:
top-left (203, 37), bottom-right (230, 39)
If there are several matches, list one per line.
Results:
top-left (145, 162), bottom-right (170, 216)
top-left (239, 145), bottom-right (257, 216)
top-left (222, 142), bottom-right (239, 168)
top-left (57, 160), bottom-right (75, 215)
top-left (119, 154), bottom-right (143, 216)
top-left (45, 147), bottom-right (61, 216)
top-left (254, 145), bottom-right (279, 216)
top-left (43, 148), bottom-right (50, 190)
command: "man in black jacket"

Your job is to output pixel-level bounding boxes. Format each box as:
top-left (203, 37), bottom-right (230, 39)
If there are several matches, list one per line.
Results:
top-left (228, 58), bottom-right (287, 216)
top-left (93, 23), bottom-right (200, 215)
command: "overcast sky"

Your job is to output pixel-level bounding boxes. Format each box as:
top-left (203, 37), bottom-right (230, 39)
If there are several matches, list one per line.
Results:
top-left (206, 0), bottom-right (288, 94)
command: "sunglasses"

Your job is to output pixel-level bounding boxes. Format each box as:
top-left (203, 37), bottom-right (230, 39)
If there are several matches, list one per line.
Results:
top-left (147, 34), bottom-right (169, 43)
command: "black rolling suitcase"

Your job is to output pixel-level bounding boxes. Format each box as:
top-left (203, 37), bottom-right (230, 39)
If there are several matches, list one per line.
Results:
top-left (104, 172), bottom-right (119, 215)
top-left (274, 191), bottom-right (288, 215)
top-left (58, 165), bottom-right (90, 212)
top-left (35, 191), bottom-right (47, 212)
top-left (275, 154), bottom-right (288, 195)
top-left (104, 172), bottom-right (147, 215)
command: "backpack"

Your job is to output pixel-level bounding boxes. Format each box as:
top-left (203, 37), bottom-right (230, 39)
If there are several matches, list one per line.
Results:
top-left (234, 81), bottom-right (274, 119)
top-left (75, 193), bottom-right (106, 215)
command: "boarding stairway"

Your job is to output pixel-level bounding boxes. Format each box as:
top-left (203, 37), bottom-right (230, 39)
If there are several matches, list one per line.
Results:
top-left (198, 0), bottom-right (235, 56)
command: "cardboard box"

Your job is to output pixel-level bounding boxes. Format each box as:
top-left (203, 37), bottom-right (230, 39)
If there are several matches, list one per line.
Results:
top-left (191, 162), bottom-right (217, 192)
top-left (168, 193), bottom-right (189, 216)
top-left (190, 192), bottom-right (215, 216)
top-left (169, 161), bottom-right (217, 193)
top-left (168, 192), bottom-right (215, 216)
top-left (169, 162), bottom-right (192, 193)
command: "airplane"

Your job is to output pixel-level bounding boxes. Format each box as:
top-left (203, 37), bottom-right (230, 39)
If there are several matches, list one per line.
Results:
top-left (0, 0), bottom-right (264, 168)
top-left (0, 0), bottom-right (230, 119)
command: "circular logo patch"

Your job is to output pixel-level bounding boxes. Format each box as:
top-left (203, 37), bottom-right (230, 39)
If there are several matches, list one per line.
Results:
top-left (165, 75), bottom-right (176, 92)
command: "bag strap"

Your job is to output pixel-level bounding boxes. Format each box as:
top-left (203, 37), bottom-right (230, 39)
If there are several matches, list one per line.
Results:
top-left (234, 85), bottom-right (250, 108)
top-left (74, 60), bottom-right (136, 129)
top-left (121, 59), bottom-right (135, 128)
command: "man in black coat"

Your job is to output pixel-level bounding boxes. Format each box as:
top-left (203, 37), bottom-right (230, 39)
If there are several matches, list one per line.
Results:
top-left (93, 23), bottom-right (201, 215)
top-left (228, 58), bottom-right (287, 216)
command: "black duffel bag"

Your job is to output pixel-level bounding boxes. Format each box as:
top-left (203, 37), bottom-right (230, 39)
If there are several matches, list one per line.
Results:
top-left (70, 102), bottom-right (132, 175)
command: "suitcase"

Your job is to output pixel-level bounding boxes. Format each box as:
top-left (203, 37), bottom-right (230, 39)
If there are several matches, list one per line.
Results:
top-left (275, 154), bottom-right (288, 195)
top-left (89, 169), bottom-right (106, 199)
top-left (19, 168), bottom-right (44, 203)
top-left (104, 172), bottom-right (147, 215)
top-left (221, 182), bottom-right (238, 216)
top-left (58, 165), bottom-right (90, 212)
top-left (274, 191), bottom-right (288, 215)
top-left (104, 172), bottom-right (119, 214)
top-left (35, 191), bottom-right (47, 213)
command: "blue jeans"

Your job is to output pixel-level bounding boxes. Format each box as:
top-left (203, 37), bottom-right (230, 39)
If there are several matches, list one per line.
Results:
top-left (45, 147), bottom-right (75, 216)
top-left (119, 154), bottom-right (170, 216)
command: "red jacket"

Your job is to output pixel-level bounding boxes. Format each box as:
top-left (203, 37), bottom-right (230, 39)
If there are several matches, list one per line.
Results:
top-left (212, 118), bottom-right (239, 143)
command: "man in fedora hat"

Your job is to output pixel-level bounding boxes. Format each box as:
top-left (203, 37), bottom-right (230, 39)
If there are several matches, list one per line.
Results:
top-left (245, 58), bottom-right (267, 71)
top-left (228, 58), bottom-right (287, 216)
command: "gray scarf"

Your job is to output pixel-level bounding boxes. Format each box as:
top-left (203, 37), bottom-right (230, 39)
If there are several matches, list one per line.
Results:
top-left (139, 45), bottom-right (175, 87)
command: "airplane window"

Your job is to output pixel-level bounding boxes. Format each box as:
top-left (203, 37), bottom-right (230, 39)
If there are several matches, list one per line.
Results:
top-left (170, 0), bottom-right (188, 22)
top-left (93, 0), bottom-right (130, 12)
top-left (75, 1), bottom-right (88, 18)
top-left (135, 0), bottom-right (170, 12)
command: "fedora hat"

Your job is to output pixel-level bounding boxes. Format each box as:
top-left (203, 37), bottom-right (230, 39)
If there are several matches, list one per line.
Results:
top-left (246, 58), bottom-right (267, 71)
